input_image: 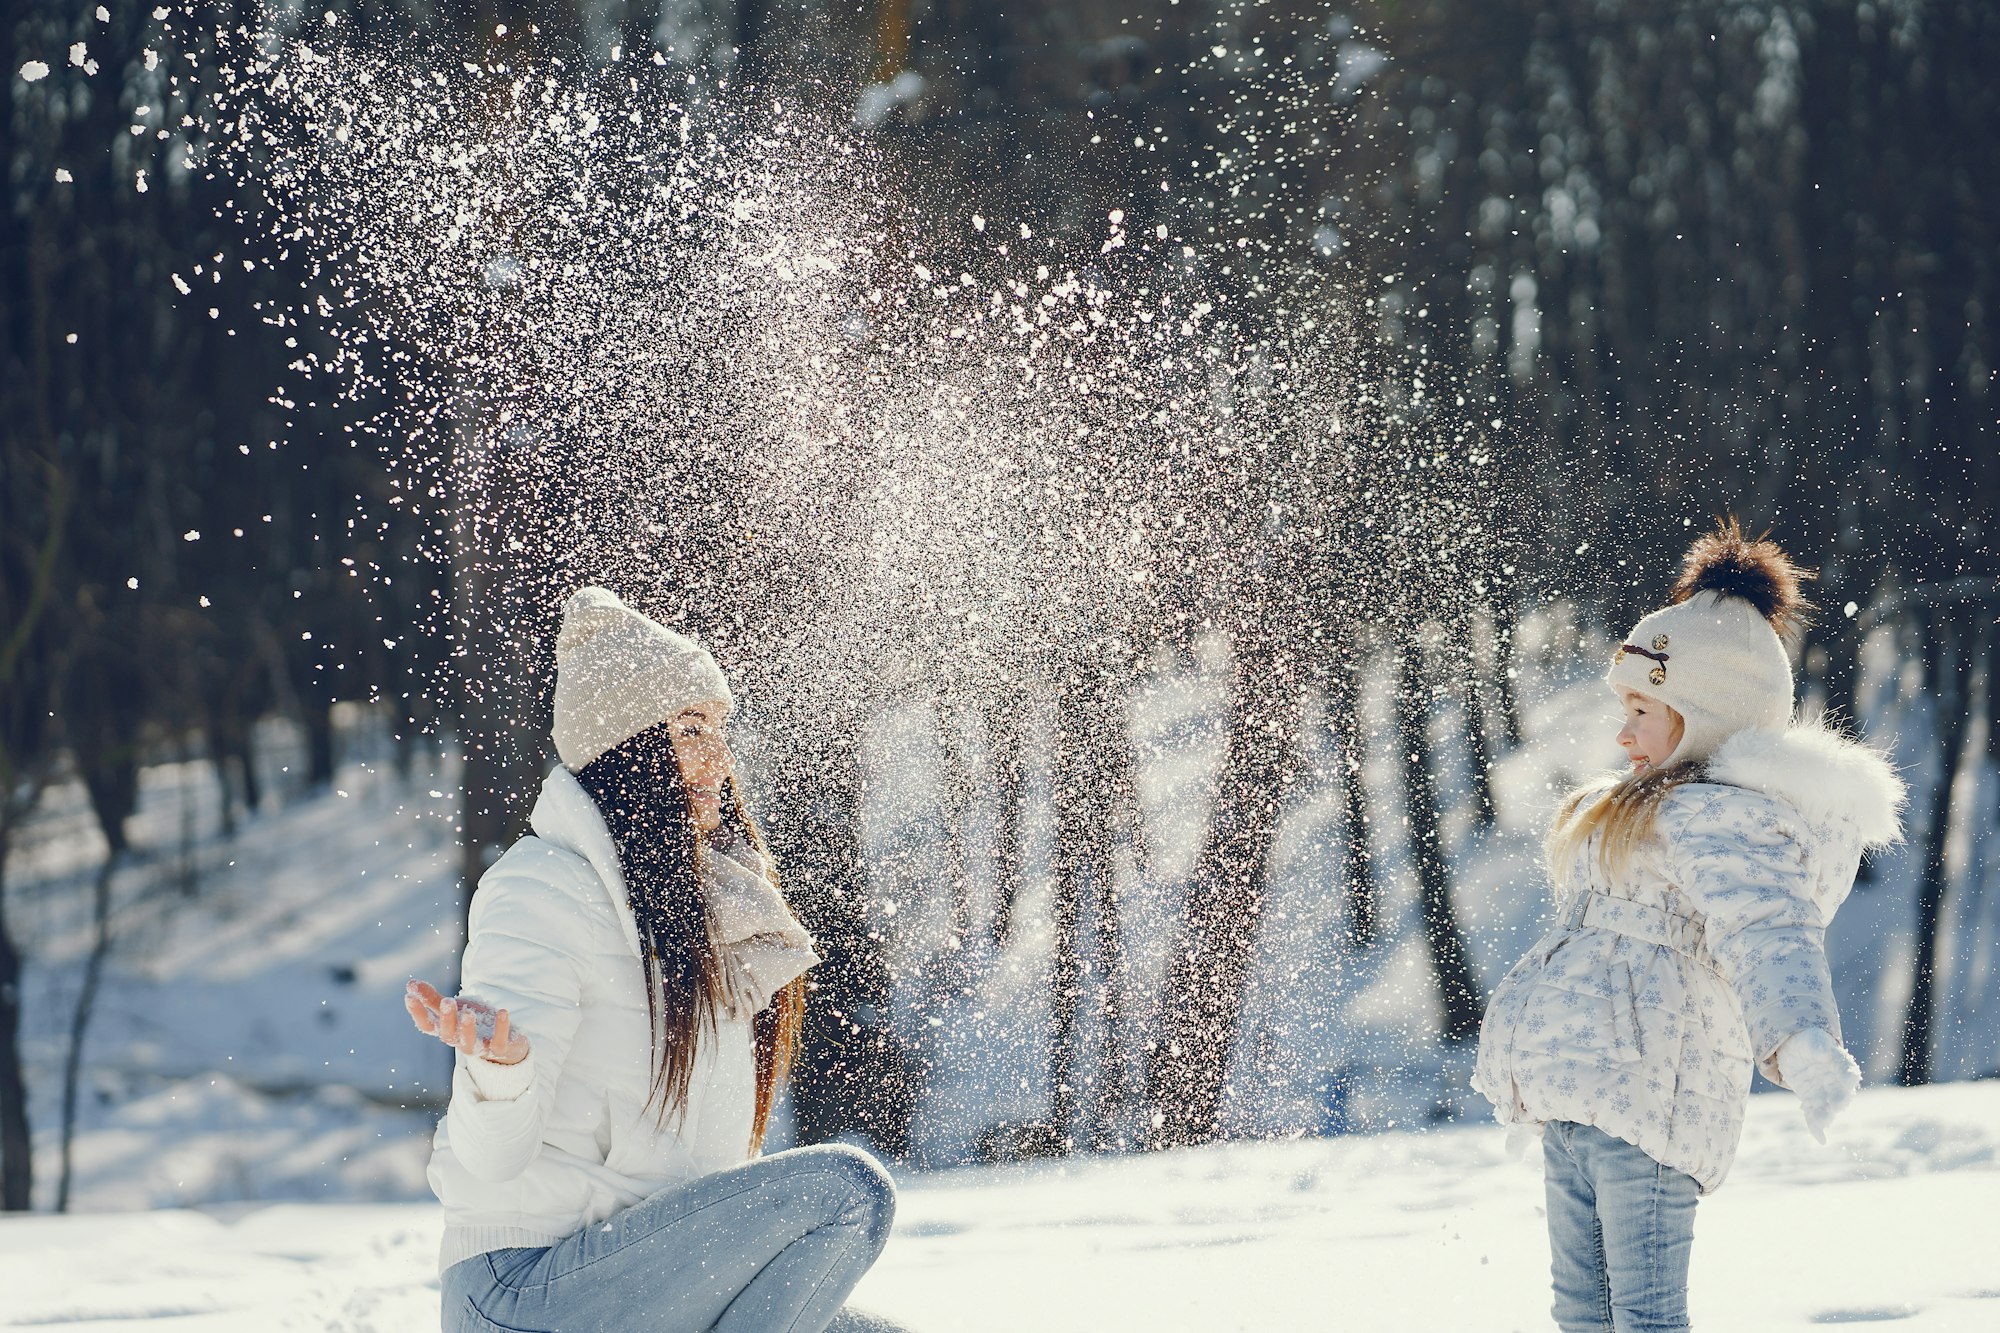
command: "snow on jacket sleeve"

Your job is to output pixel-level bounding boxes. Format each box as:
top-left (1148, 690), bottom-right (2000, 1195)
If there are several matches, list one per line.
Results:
top-left (446, 867), bottom-right (587, 1183)
top-left (1661, 786), bottom-right (1841, 1088)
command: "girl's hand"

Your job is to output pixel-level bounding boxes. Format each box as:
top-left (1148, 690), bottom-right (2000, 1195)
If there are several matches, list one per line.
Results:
top-left (1777, 1027), bottom-right (1861, 1143)
top-left (405, 979), bottom-right (532, 1066)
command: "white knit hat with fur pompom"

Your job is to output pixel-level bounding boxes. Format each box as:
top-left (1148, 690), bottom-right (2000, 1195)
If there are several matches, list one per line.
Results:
top-left (1605, 522), bottom-right (1811, 767)
top-left (551, 586), bottom-right (732, 771)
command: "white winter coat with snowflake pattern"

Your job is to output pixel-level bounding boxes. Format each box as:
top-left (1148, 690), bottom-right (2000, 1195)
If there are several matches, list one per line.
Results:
top-left (1473, 722), bottom-right (1902, 1193)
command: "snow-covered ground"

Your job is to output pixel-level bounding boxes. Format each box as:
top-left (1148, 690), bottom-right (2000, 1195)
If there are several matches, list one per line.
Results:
top-left (3, 1080), bottom-right (1995, 1331)
top-left (3, 614), bottom-right (1996, 1327)
top-left (8, 721), bottom-right (459, 1214)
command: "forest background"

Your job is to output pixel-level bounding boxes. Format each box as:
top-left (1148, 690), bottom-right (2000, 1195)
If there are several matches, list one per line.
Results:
top-left (2, 0), bottom-right (1995, 1215)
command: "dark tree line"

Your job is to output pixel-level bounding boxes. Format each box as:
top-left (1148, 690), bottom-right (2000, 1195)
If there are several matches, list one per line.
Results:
top-left (1, 0), bottom-right (434, 1209)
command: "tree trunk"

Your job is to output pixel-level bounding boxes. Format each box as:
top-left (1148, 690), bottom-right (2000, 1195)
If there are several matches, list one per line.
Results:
top-left (446, 421), bottom-right (545, 922)
top-left (987, 696), bottom-right (1027, 949)
top-left (175, 736), bottom-right (200, 898)
top-left (764, 725), bottom-right (916, 1156)
top-left (1045, 778), bottom-right (1082, 1153)
top-left (303, 698), bottom-right (337, 791)
top-left (911, 700), bottom-right (978, 1102)
top-left (935, 701), bottom-right (976, 949)
top-left (1898, 612), bottom-right (1972, 1086)
top-left (1985, 618), bottom-right (2000, 771)
top-left (1825, 621), bottom-right (1862, 730)
top-left (232, 713), bottom-right (262, 819)
top-left (1091, 683), bottom-right (1144, 1152)
top-left (1397, 643), bottom-right (1483, 1043)
top-left (1325, 653), bottom-right (1378, 948)
top-left (1146, 637), bottom-right (1306, 1147)
top-left (207, 726), bottom-right (237, 840)
top-left (56, 726), bottom-right (140, 1211)
top-left (56, 847), bottom-right (120, 1212)
top-left (1461, 655), bottom-right (1498, 828)
top-left (1813, 590), bottom-right (1877, 880)
top-left (208, 687), bottom-right (263, 828)
top-left (0, 835), bottom-right (30, 1211)
top-left (1047, 673), bottom-right (1120, 1153)
top-left (1489, 600), bottom-right (1524, 750)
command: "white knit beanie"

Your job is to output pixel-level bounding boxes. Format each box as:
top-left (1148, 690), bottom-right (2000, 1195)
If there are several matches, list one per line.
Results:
top-left (1605, 523), bottom-right (1810, 767)
top-left (1606, 591), bottom-right (1794, 766)
top-left (551, 586), bottom-right (733, 771)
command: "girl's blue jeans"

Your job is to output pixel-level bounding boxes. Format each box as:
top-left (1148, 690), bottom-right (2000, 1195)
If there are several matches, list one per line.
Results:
top-left (1542, 1120), bottom-right (1700, 1333)
top-left (440, 1143), bottom-right (909, 1333)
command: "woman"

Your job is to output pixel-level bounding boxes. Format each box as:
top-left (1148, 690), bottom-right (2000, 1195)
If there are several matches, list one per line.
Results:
top-left (406, 586), bottom-right (905, 1333)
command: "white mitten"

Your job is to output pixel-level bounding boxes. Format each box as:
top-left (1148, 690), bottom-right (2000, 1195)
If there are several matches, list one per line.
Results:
top-left (1776, 1028), bottom-right (1861, 1144)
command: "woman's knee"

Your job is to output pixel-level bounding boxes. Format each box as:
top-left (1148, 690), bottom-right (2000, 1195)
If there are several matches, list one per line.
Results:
top-left (792, 1143), bottom-right (896, 1238)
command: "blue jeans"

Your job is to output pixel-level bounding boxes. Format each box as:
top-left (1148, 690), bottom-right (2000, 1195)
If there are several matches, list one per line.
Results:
top-left (1542, 1121), bottom-right (1699, 1333)
top-left (441, 1144), bottom-right (908, 1333)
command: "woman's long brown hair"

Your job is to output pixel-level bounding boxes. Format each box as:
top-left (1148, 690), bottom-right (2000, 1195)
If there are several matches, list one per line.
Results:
top-left (574, 723), bottom-right (805, 1152)
top-left (737, 782), bottom-right (806, 1149)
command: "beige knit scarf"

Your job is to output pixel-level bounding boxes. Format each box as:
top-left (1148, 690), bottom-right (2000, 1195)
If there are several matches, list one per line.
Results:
top-left (706, 840), bottom-right (820, 1016)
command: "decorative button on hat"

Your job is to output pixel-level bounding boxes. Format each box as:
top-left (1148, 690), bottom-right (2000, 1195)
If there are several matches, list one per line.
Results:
top-left (1616, 635), bottom-right (1671, 686)
top-left (1605, 521), bottom-right (1811, 766)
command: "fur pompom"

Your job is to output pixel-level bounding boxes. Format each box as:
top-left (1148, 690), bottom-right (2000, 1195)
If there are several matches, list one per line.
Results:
top-left (1668, 518), bottom-right (1813, 639)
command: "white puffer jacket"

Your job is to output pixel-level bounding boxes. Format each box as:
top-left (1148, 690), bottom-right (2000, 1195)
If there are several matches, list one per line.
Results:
top-left (1473, 722), bottom-right (1903, 1192)
top-left (426, 766), bottom-right (818, 1271)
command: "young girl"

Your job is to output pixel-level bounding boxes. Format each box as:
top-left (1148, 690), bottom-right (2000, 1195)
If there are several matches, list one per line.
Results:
top-left (405, 586), bottom-right (910, 1333)
top-left (1473, 524), bottom-right (1904, 1332)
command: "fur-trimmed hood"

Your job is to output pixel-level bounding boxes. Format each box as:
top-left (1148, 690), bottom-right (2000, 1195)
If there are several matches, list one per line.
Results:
top-left (1703, 718), bottom-right (1906, 851)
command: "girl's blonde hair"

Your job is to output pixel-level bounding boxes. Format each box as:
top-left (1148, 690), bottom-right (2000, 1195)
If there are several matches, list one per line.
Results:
top-left (1545, 761), bottom-right (1702, 890)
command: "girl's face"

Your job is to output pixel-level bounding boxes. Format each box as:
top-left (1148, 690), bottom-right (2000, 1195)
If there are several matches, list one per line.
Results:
top-left (1614, 687), bottom-right (1684, 773)
top-left (668, 700), bottom-right (734, 833)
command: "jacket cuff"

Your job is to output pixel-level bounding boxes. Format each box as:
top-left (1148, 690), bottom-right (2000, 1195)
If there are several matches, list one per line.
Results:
top-left (459, 1048), bottom-right (537, 1102)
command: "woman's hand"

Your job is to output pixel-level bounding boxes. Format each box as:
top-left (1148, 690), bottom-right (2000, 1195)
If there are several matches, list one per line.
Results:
top-left (405, 979), bottom-right (532, 1066)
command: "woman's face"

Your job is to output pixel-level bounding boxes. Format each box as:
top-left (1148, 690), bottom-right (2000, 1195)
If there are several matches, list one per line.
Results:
top-left (668, 700), bottom-right (735, 833)
top-left (1614, 686), bottom-right (1684, 772)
